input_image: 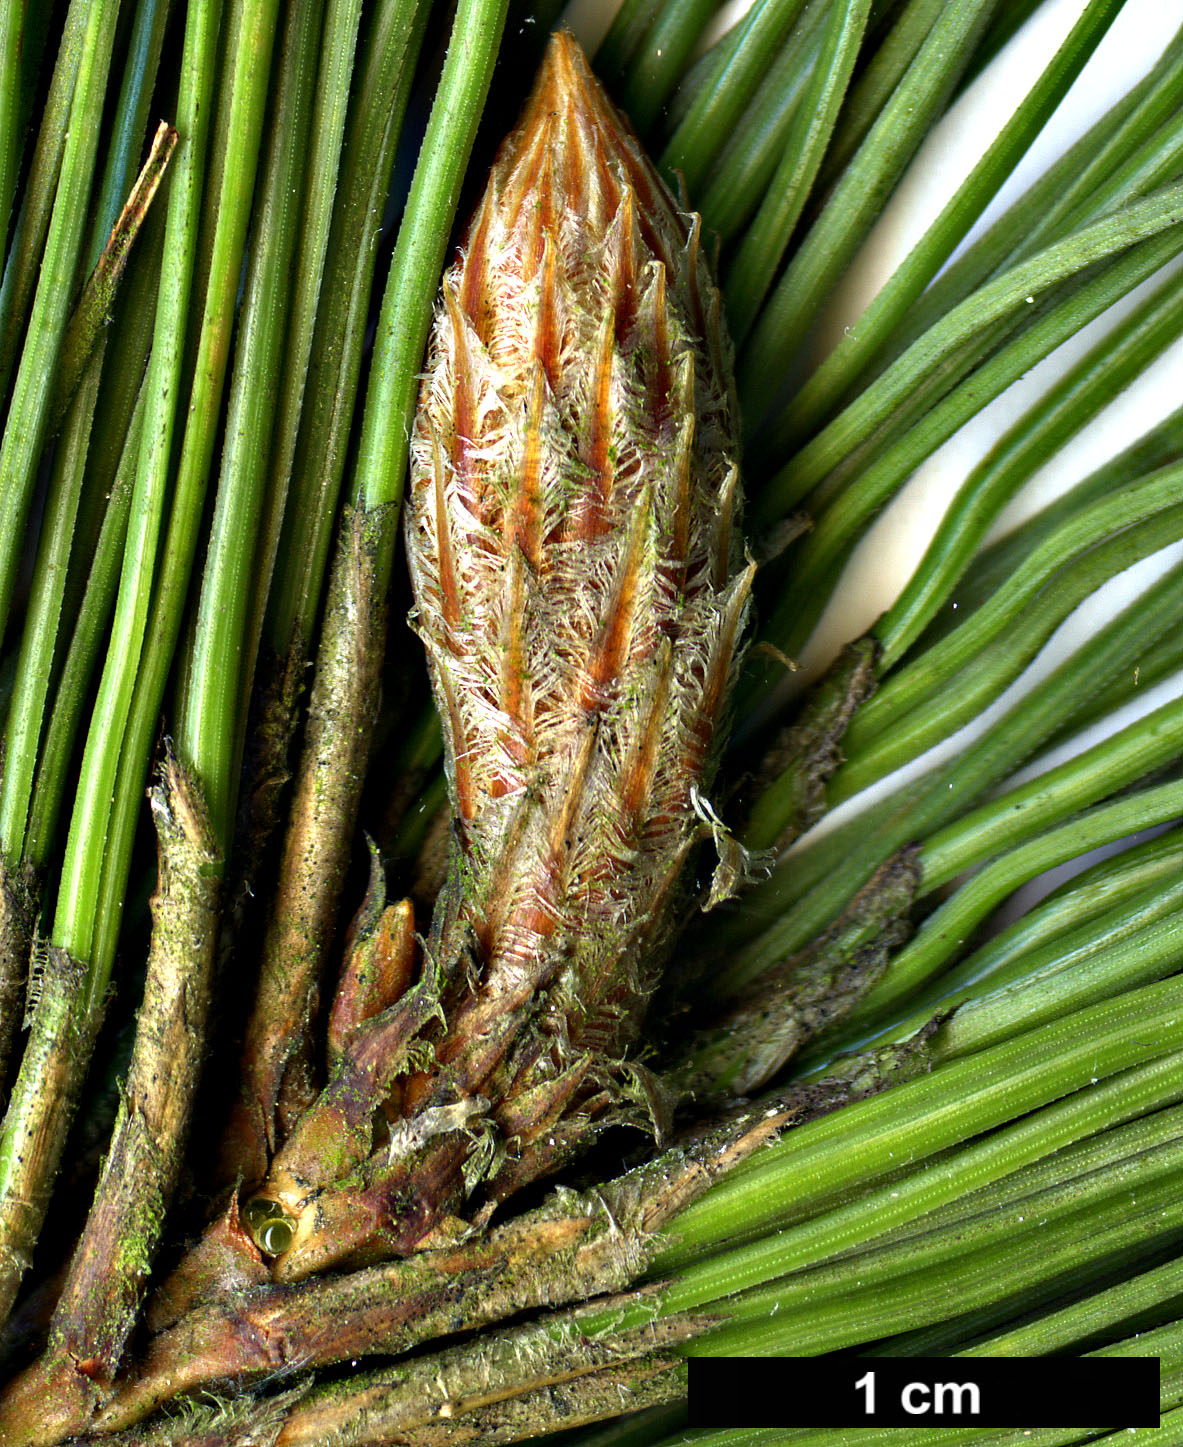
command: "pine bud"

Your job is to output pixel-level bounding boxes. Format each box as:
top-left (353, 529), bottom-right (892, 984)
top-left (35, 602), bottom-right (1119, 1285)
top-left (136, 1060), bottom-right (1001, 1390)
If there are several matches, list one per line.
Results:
top-left (256, 30), bottom-right (753, 1278)
top-left (404, 31), bottom-right (753, 1183)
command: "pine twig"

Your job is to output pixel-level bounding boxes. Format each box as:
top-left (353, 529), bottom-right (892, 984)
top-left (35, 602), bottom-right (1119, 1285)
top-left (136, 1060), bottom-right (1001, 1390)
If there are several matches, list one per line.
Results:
top-left (94, 1085), bottom-right (847, 1433)
top-left (0, 947), bottom-right (104, 1324)
top-left (219, 506), bottom-right (391, 1189)
top-left (0, 860), bottom-right (37, 1104)
top-left (0, 754), bottom-right (220, 1447)
top-left (212, 1294), bottom-right (699, 1446)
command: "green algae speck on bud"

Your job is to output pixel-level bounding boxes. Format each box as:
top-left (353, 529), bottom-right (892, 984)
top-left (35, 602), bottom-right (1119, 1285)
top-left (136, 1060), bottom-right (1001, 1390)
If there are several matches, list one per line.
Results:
top-left (405, 34), bottom-right (753, 1154)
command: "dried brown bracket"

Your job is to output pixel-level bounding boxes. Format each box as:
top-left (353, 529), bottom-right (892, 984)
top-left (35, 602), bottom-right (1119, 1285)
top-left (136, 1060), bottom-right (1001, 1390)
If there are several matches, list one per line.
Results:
top-left (0, 33), bottom-right (889, 1445)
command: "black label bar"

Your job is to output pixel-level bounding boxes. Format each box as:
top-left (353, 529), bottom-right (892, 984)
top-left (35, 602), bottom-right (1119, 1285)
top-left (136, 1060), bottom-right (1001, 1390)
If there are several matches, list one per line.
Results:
top-left (687, 1355), bottom-right (1160, 1428)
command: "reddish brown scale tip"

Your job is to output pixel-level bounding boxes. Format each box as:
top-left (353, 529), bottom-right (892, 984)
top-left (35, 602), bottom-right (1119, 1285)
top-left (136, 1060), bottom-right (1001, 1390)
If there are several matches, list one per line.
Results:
top-left (327, 898), bottom-right (417, 1067)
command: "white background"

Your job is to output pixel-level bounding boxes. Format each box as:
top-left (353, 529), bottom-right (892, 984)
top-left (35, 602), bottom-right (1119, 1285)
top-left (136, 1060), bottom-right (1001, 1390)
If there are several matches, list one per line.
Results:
top-left (562, 0), bottom-right (1183, 862)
